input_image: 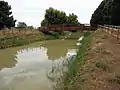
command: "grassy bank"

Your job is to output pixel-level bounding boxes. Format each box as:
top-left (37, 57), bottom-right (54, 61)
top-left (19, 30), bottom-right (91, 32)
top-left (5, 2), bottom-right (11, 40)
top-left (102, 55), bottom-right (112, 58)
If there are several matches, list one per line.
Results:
top-left (0, 28), bottom-right (88, 50)
top-left (54, 31), bottom-right (93, 90)
top-left (0, 30), bottom-right (85, 49)
top-left (0, 32), bottom-right (59, 49)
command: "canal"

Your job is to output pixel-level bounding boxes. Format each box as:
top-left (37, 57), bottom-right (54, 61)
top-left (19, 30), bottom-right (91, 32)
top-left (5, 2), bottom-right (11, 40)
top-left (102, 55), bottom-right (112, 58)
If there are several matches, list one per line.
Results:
top-left (0, 39), bottom-right (78, 90)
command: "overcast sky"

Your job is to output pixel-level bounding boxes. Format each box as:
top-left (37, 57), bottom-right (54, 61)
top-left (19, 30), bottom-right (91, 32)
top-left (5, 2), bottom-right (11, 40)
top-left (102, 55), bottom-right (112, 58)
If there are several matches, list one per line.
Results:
top-left (5, 0), bottom-right (102, 27)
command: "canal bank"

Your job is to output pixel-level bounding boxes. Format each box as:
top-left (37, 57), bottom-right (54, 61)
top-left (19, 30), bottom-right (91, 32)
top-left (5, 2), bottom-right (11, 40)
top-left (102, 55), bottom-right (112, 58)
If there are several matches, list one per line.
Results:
top-left (0, 39), bottom-right (79, 90)
top-left (0, 31), bottom-right (61, 49)
top-left (54, 31), bottom-right (93, 90)
top-left (0, 30), bottom-right (84, 49)
top-left (0, 30), bottom-right (82, 49)
top-left (0, 31), bottom-right (92, 90)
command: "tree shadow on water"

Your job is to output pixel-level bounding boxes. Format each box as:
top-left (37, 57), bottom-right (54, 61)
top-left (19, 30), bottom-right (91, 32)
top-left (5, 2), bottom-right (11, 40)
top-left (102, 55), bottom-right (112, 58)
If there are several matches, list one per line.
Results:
top-left (0, 50), bottom-right (18, 71)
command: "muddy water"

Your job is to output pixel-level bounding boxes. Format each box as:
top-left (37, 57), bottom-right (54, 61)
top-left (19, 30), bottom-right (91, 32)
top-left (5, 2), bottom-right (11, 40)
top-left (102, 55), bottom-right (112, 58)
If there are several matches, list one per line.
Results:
top-left (0, 39), bottom-right (78, 90)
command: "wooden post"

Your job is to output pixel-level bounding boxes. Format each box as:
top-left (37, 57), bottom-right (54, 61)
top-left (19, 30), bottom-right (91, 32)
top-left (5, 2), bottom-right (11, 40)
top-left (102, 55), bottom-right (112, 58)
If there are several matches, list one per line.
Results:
top-left (98, 25), bottom-right (100, 30)
top-left (99, 25), bottom-right (101, 30)
top-left (117, 27), bottom-right (119, 40)
top-left (110, 26), bottom-right (112, 35)
top-left (108, 26), bottom-right (110, 34)
top-left (111, 26), bottom-right (113, 36)
top-left (104, 26), bottom-right (106, 32)
top-left (106, 26), bottom-right (108, 33)
top-left (101, 25), bottom-right (103, 32)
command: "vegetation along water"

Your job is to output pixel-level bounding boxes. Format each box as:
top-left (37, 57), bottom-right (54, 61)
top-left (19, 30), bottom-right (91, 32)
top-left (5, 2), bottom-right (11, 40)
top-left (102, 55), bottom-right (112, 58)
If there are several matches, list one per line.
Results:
top-left (51, 31), bottom-right (93, 90)
top-left (0, 39), bottom-right (79, 90)
top-left (1, 0), bottom-right (120, 89)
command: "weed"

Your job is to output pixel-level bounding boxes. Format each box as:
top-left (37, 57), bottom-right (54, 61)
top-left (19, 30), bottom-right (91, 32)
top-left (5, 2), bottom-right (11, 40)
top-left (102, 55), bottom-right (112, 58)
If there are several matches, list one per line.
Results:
top-left (95, 60), bottom-right (108, 71)
top-left (102, 34), bottom-right (108, 39)
top-left (102, 49), bottom-right (113, 55)
top-left (52, 31), bottom-right (93, 90)
top-left (109, 75), bottom-right (120, 85)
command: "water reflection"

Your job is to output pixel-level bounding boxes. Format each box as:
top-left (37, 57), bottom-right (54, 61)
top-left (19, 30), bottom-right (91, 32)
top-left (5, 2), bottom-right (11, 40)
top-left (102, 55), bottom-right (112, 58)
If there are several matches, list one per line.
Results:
top-left (0, 49), bottom-right (17, 70)
top-left (43, 40), bottom-right (77, 60)
top-left (0, 39), bottom-right (78, 90)
top-left (0, 47), bottom-right (53, 90)
top-left (0, 40), bottom-right (77, 70)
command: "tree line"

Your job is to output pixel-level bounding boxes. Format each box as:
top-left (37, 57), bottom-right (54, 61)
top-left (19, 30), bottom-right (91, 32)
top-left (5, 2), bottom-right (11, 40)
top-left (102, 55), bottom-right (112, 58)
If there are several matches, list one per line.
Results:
top-left (90, 0), bottom-right (120, 27)
top-left (1, 0), bottom-right (120, 30)
top-left (0, 1), bottom-right (80, 30)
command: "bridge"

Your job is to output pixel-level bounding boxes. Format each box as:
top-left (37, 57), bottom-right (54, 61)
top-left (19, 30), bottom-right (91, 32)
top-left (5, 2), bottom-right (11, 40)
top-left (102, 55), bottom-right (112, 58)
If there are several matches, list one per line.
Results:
top-left (39, 24), bottom-right (97, 32)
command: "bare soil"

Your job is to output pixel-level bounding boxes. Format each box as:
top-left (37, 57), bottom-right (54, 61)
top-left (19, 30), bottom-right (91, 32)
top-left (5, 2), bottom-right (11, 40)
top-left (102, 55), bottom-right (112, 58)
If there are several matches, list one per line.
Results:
top-left (79, 30), bottom-right (120, 90)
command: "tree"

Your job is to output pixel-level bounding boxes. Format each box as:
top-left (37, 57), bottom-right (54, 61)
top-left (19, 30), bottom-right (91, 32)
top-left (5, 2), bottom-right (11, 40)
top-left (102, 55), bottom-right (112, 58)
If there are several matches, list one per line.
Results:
top-left (41, 19), bottom-right (48, 26)
top-left (67, 13), bottom-right (79, 25)
top-left (17, 22), bottom-right (27, 28)
top-left (41, 7), bottom-right (79, 26)
top-left (28, 26), bottom-right (34, 29)
top-left (110, 0), bottom-right (120, 25)
top-left (90, 0), bottom-right (106, 27)
top-left (90, 0), bottom-right (120, 26)
top-left (0, 1), bottom-right (16, 30)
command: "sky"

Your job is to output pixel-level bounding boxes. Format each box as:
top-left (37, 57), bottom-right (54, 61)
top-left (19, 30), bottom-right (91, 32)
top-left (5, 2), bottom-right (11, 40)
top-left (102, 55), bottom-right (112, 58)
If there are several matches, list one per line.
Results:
top-left (5, 0), bottom-right (102, 27)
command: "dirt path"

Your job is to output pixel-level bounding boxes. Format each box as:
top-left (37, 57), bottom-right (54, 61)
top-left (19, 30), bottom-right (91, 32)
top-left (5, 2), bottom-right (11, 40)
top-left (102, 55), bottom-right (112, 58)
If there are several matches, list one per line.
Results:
top-left (79, 30), bottom-right (120, 90)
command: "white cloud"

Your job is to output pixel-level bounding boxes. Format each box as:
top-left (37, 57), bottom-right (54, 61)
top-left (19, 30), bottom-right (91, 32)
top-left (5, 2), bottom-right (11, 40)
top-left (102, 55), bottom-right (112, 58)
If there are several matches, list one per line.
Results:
top-left (5, 0), bottom-right (102, 27)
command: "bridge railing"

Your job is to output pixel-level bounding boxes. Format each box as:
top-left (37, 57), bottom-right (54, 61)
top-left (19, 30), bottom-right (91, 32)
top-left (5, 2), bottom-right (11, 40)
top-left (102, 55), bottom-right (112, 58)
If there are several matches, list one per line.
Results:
top-left (39, 24), bottom-right (97, 31)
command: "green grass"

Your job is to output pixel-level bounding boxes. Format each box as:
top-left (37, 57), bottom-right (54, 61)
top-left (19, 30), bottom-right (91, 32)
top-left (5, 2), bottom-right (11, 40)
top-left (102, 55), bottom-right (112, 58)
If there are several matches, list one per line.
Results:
top-left (0, 32), bottom-right (59, 49)
top-left (0, 30), bottom-right (71, 49)
top-left (53, 31), bottom-right (93, 90)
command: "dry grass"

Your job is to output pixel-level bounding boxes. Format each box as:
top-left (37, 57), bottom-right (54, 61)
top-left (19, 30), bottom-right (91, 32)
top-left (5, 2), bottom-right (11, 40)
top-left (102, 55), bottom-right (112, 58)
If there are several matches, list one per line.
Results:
top-left (0, 28), bottom-right (46, 49)
top-left (0, 28), bottom-right (40, 38)
top-left (76, 29), bottom-right (120, 90)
